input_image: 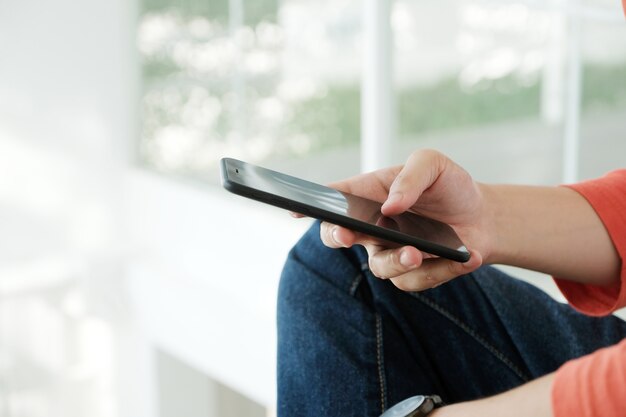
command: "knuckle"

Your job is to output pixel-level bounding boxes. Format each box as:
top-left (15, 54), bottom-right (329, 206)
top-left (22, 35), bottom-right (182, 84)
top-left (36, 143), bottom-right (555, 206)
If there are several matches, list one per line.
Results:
top-left (409, 148), bottom-right (439, 163)
top-left (409, 149), bottom-right (424, 161)
top-left (369, 251), bottom-right (400, 279)
top-left (446, 260), bottom-right (463, 277)
top-left (421, 148), bottom-right (442, 159)
top-left (387, 250), bottom-right (400, 268)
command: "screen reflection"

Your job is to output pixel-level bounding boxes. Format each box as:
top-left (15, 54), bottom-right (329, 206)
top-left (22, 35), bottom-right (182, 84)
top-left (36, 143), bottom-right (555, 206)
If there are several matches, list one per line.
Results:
top-left (229, 159), bottom-right (467, 253)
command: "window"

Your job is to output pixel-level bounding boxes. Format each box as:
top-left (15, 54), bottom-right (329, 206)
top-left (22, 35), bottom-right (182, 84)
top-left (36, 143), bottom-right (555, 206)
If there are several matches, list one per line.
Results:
top-left (392, 0), bottom-right (626, 184)
top-left (140, 0), bottom-right (625, 185)
top-left (138, 0), bottom-right (363, 183)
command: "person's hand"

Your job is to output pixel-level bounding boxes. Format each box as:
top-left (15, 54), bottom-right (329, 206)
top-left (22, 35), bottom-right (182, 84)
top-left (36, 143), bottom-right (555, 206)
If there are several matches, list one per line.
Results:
top-left (320, 149), bottom-right (492, 291)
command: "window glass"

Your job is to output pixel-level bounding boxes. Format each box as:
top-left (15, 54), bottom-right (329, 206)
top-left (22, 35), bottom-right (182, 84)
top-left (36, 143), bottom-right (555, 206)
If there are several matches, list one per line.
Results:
top-left (579, 17), bottom-right (626, 179)
top-left (394, 0), bottom-right (550, 138)
top-left (392, 0), bottom-right (625, 185)
top-left (138, 0), bottom-right (362, 182)
top-left (580, 18), bottom-right (626, 113)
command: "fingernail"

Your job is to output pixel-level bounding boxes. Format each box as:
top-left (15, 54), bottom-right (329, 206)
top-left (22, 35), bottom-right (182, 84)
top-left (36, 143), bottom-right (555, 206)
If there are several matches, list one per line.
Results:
top-left (399, 250), bottom-right (413, 267)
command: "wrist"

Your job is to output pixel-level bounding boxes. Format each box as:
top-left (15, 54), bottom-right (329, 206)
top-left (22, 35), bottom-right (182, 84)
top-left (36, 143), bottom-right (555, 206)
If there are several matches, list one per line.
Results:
top-left (478, 182), bottom-right (534, 266)
top-left (430, 373), bottom-right (555, 417)
top-left (476, 182), bottom-right (501, 265)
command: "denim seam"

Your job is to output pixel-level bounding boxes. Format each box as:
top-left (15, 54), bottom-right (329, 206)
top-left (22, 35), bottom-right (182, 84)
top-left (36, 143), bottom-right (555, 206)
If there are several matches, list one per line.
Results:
top-left (471, 275), bottom-right (534, 378)
top-left (353, 266), bottom-right (388, 412)
top-left (349, 273), bottom-right (363, 297)
top-left (409, 292), bottom-right (531, 382)
top-left (375, 313), bottom-right (387, 413)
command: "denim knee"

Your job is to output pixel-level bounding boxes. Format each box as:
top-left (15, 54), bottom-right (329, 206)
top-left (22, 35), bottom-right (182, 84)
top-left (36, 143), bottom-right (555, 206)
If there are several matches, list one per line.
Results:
top-left (281, 221), bottom-right (369, 297)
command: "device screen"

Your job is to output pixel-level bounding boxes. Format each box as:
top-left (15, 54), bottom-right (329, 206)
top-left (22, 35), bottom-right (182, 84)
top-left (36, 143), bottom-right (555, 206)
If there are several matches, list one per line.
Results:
top-left (222, 158), bottom-right (469, 258)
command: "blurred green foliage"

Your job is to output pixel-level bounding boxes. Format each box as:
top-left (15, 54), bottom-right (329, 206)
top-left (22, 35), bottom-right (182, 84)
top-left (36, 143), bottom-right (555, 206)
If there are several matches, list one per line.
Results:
top-left (143, 59), bottom-right (180, 81)
top-left (290, 64), bottom-right (626, 150)
top-left (398, 77), bottom-right (541, 137)
top-left (139, 0), bottom-right (626, 166)
top-left (142, 0), bottom-right (277, 24)
top-left (287, 87), bottom-right (361, 150)
top-left (583, 65), bottom-right (626, 109)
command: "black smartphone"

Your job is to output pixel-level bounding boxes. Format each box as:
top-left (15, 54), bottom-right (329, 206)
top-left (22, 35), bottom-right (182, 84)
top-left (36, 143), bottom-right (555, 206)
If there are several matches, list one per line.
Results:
top-left (220, 158), bottom-right (470, 262)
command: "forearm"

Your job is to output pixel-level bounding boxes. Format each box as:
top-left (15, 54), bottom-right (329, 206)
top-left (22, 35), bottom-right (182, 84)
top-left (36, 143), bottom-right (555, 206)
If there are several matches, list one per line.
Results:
top-left (433, 372), bottom-right (555, 417)
top-left (482, 183), bottom-right (620, 286)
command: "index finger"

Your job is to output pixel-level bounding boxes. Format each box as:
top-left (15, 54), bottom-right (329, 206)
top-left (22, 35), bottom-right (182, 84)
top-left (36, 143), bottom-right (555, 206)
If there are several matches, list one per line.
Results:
top-left (381, 149), bottom-right (447, 215)
top-left (319, 222), bottom-right (401, 250)
top-left (327, 166), bottom-right (403, 203)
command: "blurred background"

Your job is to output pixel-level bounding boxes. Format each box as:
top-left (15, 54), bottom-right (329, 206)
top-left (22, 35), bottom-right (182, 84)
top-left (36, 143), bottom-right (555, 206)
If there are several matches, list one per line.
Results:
top-left (0, 0), bottom-right (624, 416)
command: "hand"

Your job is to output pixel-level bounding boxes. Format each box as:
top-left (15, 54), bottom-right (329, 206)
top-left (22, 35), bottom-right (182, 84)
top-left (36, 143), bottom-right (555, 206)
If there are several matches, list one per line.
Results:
top-left (320, 149), bottom-right (491, 291)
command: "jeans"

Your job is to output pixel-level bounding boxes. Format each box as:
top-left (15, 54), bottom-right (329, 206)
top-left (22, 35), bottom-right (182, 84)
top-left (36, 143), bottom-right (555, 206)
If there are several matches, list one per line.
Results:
top-left (277, 222), bottom-right (626, 417)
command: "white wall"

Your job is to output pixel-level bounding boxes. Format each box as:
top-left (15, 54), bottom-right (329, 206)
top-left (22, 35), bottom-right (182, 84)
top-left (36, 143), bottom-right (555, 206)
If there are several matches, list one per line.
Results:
top-left (0, 1), bottom-right (139, 416)
top-left (126, 168), bottom-right (310, 409)
top-left (0, 1), bottom-right (309, 415)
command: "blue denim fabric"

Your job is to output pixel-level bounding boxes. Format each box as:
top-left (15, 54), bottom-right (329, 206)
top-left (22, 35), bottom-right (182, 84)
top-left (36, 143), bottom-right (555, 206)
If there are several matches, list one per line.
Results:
top-left (277, 221), bottom-right (626, 417)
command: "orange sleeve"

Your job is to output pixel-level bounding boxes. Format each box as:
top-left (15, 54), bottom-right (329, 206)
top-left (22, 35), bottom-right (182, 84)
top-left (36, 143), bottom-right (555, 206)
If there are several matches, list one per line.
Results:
top-left (552, 339), bottom-right (626, 417)
top-left (551, 170), bottom-right (626, 417)
top-left (553, 170), bottom-right (626, 316)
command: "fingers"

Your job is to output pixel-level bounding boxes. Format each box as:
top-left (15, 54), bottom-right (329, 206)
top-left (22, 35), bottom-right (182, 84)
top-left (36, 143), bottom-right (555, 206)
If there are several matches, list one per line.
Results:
top-left (381, 149), bottom-right (446, 216)
top-left (320, 221), bottom-right (483, 291)
top-left (370, 248), bottom-right (483, 292)
top-left (326, 166), bottom-right (403, 203)
top-left (320, 222), bottom-right (396, 249)
top-left (320, 222), bottom-right (361, 248)
top-left (367, 245), bottom-right (423, 276)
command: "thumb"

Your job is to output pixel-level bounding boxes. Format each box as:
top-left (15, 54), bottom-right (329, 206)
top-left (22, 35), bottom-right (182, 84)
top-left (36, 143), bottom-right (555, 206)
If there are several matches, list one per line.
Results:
top-left (381, 150), bottom-right (446, 215)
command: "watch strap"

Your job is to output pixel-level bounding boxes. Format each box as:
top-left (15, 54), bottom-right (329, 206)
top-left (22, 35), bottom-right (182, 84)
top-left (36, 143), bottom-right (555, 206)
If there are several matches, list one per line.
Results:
top-left (416, 395), bottom-right (443, 416)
